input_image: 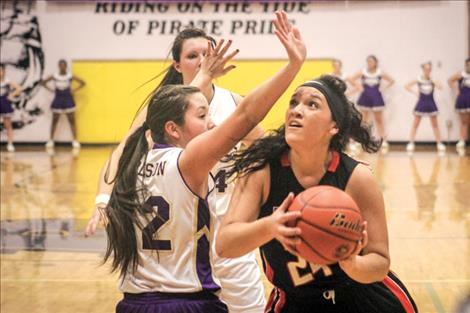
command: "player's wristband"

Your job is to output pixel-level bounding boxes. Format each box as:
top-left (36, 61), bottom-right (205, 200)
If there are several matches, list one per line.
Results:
top-left (95, 194), bottom-right (110, 206)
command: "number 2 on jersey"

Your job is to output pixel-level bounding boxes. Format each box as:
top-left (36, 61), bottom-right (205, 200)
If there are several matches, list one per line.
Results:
top-left (142, 196), bottom-right (172, 251)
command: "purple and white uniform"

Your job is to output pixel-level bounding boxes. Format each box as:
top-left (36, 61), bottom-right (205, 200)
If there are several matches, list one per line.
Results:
top-left (357, 69), bottom-right (385, 111)
top-left (209, 86), bottom-right (266, 313)
top-left (414, 76), bottom-right (438, 116)
top-left (117, 145), bottom-right (227, 313)
top-left (456, 71), bottom-right (470, 113)
top-left (0, 78), bottom-right (14, 118)
top-left (51, 72), bottom-right (76, 113)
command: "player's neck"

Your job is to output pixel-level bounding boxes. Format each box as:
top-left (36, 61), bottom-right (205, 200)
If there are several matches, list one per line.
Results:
top-left (289, 145), bottom-right (331, 179)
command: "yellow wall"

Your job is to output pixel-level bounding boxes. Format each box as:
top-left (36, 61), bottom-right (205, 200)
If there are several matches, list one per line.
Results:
top-left (73, 59), bottom-right (332, 143)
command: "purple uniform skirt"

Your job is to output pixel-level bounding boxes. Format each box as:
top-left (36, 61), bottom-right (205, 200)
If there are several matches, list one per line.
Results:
top-left (456, 87), bottom-right (470, 113)
top-left (414, 93), bottom-right (438, 116)
top-left (0, 95), bottom-right (14, 117)
top-left (116, 291), bottom-right (228, 313)
top-left (357, 86), bottom-right (385, 111)
top-left (51, 88), bottom-right (76, 113)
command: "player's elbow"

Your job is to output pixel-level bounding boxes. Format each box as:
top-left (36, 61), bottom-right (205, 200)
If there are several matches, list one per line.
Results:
top-left (215, 230), bottom-right (240, 259)
top-left (215, 239), bottom-right (225, 258)
top-left (215, 231), bottom-right (229, 258)
top-left (372, 254), bottom-right (391, 283)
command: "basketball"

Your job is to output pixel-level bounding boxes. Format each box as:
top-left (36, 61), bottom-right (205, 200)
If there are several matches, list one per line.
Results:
top-left (288, 185), bottom-right (364, 265)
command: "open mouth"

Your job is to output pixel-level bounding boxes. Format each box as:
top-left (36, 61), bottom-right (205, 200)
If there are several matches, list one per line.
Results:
top-left (288, 120), bottom-right (302, 128)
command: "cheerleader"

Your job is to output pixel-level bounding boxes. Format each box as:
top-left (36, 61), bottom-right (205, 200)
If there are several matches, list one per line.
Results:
top-left (448, 58), bottom-right (470, 149)
top-left (0, 64), bottom-right (22, 152)
top-left (42, 59), bottom-right (85, 149)
top-left (405, 62), bottom-right (445, 152)
top-left (350, 55), bottom-right (395, 149)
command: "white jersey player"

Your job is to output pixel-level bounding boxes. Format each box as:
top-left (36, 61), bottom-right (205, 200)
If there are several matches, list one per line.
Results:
top-left (99, 11), bottom-right (307, 313)
top-left (209, 85), bottom-right (266, 312)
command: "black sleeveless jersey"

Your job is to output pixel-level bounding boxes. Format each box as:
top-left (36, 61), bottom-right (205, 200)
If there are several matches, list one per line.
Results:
top-left (258, 151), bottom-right (359, 296)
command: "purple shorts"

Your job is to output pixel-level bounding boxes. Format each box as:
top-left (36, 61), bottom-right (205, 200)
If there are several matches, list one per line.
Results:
top-left (51, 88), bottom-right (76, 113)
top-left (0, 95), bottom-right (14, 117)
top-left (116, 291), bottom-right (228, 313)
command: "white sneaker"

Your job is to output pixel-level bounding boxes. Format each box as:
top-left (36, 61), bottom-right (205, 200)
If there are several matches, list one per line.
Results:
top-left (456, 140), bottom-right (465, 149)
top-left (6, 143), bottom-right (15, 152)
top-left (45, 140), bottom-right (54, 149)
top-left (72, 140), bottom-right (81, 149)
top-left (437, 143), bottom-right (446, 152)
top-left (381, 141), bottom-right (389, 149)
top-left (406, 142), bottom-right (415, 152)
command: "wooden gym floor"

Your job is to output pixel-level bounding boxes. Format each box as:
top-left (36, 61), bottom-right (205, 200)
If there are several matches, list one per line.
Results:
top-left (0, 145), bottom-right (469, 313)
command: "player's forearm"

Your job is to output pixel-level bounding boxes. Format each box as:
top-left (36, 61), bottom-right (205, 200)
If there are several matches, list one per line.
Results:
top-left (189, 71), bottom-right (213, 101)
top-left (342, 253), bottom-right (390, 284)
top-left (216, 218), bottom-right (273, 258)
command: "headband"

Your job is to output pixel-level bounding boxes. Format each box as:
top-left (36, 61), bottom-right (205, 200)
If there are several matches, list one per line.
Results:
top-left (299, 80), bottom-right (346, 128)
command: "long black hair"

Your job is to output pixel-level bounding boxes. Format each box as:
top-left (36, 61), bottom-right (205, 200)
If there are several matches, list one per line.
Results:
top-left (225, 75), bottom-right (381, 178)
top-left (104, 84), bottom-right (200, 277)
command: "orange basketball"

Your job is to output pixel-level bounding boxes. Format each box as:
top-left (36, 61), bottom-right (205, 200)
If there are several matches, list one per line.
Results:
top-left (288, 185), bottom-right (363, 265)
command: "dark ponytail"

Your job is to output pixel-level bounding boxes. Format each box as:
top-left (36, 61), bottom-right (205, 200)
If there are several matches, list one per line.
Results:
top-left (226, 75), bottom-right (381, 179)
top-left (104, 125), bottom-right (150, 277)
top-left (104, 84), bottom-right (201, 277)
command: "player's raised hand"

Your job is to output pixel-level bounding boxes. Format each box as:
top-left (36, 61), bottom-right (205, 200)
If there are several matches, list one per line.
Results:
top-left (200, 39), bottom-right (239, 80)
top-left (273, 10), bottom-right (306, 66)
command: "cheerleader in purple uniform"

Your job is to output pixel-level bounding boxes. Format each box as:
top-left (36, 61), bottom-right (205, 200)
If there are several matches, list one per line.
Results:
top-left (448, 58), bottom-right (470, 149)
top-left (42, 59), bottom-right (85, 149)
top-left (350, 55), bottom-right (395, 149)
top-left (0, 64), bottom-right (22, 152)
top-left (405, 62), bottom-right (445, 152)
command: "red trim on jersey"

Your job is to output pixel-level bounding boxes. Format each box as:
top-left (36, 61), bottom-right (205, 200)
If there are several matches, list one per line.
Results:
top-left (327, 151), bottom-right (340, 172)
top-left (382, 275), bottom-right (416, 313)
top-left (280, 151), bottom-right (340, 172)
top-left (261, 251), bottom-right (274, 284)
top-left (274, 288), bottom-right (286, 313)
top-left (281, 153), bottom-right (290, 167)
top-left (265, 288), bottom-right (278, 313)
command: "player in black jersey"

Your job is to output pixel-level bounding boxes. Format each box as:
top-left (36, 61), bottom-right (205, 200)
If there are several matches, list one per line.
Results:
top-left (216, 75), bottom-right (418, 313)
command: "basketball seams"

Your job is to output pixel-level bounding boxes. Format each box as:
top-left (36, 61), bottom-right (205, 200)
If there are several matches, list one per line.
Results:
top-left (299, 187), bottom-right (360, 213)
top-left (299, 219), bottom-right (360, 242)
top-left (291, 186), bottom-right (363, 265)
top-left (300, 204), bottom-right (360, 213)
top-left (299, 188), bottom-right (331, 205)
top-left (299, 237), bottom-right (335, 263)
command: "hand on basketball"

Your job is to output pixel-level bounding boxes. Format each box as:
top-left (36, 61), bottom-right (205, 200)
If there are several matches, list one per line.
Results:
top-left (338, 221), bottom-right (368, 273)
top-left (268, 192), bottom-right (302, 256)
top-left (199, 39), bottom-right (239, 80)
top-left (85, 204), bottom-right (108, 237)
top-left (273, 10), bottom-right (306, 66)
